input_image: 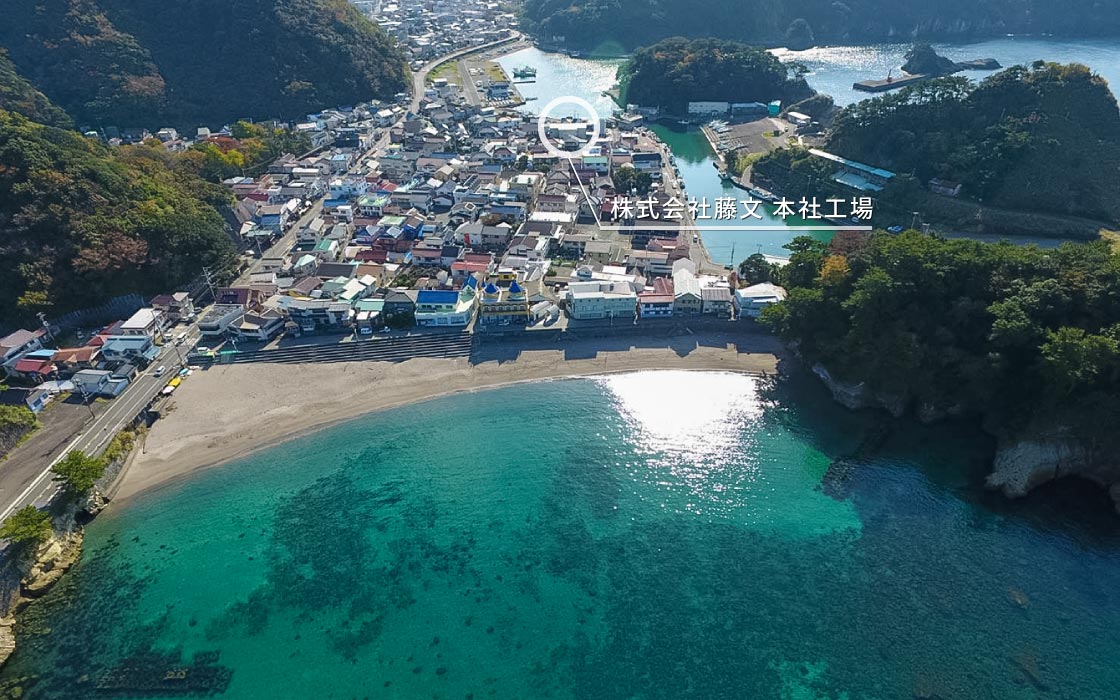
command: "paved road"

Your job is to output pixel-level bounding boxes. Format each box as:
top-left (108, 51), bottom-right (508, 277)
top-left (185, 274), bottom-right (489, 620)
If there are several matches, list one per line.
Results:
top-left (411, 33), bottom-right (523, 112)
top-left (0, 324), bottom-right (202, 521)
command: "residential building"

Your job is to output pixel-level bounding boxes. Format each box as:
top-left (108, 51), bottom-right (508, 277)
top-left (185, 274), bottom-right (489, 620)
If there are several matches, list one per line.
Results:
top-left (566, 281), bottom-right (638, 320)
top-left (414, 286), bottom-right (476, 327)
top-left (149, 292), bottom-right (195, 322)
top-left (701, 287), bottom-right (733, 317)
top-left (477, 280), bottom-right (530, 328)
top-left (120, 308), bottom-right (168, 338)
top-left (198, 305), bottom-right (246, 338)
top-left (734, 283), bottom-right (788, 319)
top-left (638, 293), bottom-right (674, 318)
top-left (672, 268), bottom-right (703, 316)
top-left (99, 335), bottom-right (160, 365)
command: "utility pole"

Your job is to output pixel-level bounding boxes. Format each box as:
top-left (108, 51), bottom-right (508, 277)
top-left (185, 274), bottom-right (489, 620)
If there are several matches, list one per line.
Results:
top-left (202, 266), bottom-right (219, 304)
top-left (911, 211), bottom-right (921, 230)
top-left (36, 312), bottom-right (56, 348)
top-left (76, 383), bottom-right (96, 419)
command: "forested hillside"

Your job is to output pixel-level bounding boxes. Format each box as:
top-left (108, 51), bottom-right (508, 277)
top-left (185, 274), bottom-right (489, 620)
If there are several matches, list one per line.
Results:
top-left (760, 231), bottom-right (1120, 441)
top-left (826, 63), bottom-right (1120, 222)
top-left (0, 111), bottom-right (235, 325)
top-left (0, 0), bottom-right (409, 128)
top-left (618, 38), bottom-right (813, 113)
top-left (522, 0), bottom-right (1120, 50)
top-left (0, 51), bottom-right (72, 129)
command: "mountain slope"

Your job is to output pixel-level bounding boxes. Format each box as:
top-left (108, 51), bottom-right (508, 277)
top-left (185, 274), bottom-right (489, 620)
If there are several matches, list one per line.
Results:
top-left (522, 0), bottom-right (1120, 50)
top-left (0, 50), bottom-right (73, 129)
top-left (0, 110), bottom-right (235, 324)
top-left (0, 0), bottom-right (409, 128)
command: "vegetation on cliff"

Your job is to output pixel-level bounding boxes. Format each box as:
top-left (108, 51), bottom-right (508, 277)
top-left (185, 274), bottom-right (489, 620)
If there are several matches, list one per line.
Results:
top-left (0, 506), bottom-right (53, 547)
top-left (0, 0), bottom-right (409, 128)
top-left (0, 406), bottom-right (39, 459)
top-left (522, 0), bottom-right (1120, 50)
top-left (51, 451), bottom-right (108, 498)
top-left (758, 231), bottom-right (1120, 441)
top-left (900, 43), bottom-right (958, 75)
top-left (0, 110), bottom-right (236, 325)
top-left (617, 38), bottom-right (812, 113)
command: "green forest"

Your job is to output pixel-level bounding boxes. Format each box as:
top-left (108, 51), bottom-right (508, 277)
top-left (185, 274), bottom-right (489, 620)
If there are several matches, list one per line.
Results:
top-left (0, 0), bottom-right (410, 129)
top-left (521, 0), bottom-right (1120, 50)
top-left (617, 38), bottom-right (813, 113)
top-left (0, 110), bottom-right (236, 325)
top-left (757, 231), bottom-right (1120, 443)
top-left (750, 63), bottom-right (1120, 230)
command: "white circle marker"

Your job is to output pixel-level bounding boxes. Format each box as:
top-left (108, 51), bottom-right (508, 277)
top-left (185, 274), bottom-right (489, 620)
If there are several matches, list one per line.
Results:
top-left (536, 96), bottom-right (602, 159)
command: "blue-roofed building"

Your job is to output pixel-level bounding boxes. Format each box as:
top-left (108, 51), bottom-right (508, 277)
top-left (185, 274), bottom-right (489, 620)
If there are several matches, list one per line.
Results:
top-left (478, 280), bottom-right (531, 329)
top-left (808, 149), bottom-right (896, 192)
top-left (414, 286), bottom-right (477, 327)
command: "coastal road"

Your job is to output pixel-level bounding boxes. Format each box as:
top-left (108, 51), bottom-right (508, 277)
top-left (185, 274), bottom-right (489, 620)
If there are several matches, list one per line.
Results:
top-left (410, 32), bottom-right (523, 112)
top-left (0, 325), bottom-right (203, 522)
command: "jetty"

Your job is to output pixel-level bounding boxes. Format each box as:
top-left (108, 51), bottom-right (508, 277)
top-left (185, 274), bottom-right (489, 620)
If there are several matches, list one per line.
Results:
top-left (854, 57), bottom-right (1002, 93)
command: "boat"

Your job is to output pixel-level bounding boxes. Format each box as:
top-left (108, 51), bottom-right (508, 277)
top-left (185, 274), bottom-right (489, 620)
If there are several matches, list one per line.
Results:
top-left (719, 170), bottom-right (734, 182)
top-left (748, 187), bottom-right (777, 202)
top-left (512, 65), bottom-right (537, 78)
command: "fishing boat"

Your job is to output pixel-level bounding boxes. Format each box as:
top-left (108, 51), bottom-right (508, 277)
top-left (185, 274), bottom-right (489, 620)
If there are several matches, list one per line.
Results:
top-left (748, 187), bottom-right (777, 202)
top-left (512, 65), bottom-right (537, 78)
top-left (718, 170), bottom-right (734, 182)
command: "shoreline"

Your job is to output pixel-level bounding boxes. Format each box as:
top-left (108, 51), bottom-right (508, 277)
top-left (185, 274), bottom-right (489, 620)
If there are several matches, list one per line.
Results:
top-left (114, 334), bottom-right (783, 506)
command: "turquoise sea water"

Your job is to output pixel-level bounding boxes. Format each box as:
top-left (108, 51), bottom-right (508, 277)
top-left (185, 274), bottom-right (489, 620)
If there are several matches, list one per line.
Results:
top-left (4, 370), bottom-right (1120, 699)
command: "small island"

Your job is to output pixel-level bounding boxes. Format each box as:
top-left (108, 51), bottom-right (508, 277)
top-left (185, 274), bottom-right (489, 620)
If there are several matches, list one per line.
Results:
top-left (617, 37), bottom-right (814, 115)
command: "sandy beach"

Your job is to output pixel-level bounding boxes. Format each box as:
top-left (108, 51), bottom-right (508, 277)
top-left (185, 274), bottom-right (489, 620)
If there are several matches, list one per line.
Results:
top-left (114, 332), bottom-right (783, 503)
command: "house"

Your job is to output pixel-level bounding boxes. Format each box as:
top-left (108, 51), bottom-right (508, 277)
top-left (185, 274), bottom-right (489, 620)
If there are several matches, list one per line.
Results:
top-left (72, 369), bottom-right (129, 397)
top-left (566, 281), bottom-right (638, 320)
top-left (198, 305), bottom-right (246, 338)
top-left (701, 287), bottom-right (733, 317)
top-left (230, 309), bottom-right (286, 342)
top-left (477, 280), bottom-right (530, 328)
top-left (149, 292), bottom-right (195, 322)
top-left (52, 346), bottom-right (101, 374)
top-left (808, 148), bottom-right (895, 192)
top-left (0, 328), bottom-right (45, 376)
top-left (383, 289), bottom-right (417, 320)
top-left (414, 287), bottom-right (476, 327)
top-left (7, 352), bottom-right (57, 382)
top-left (353, 299), bottom-right (386, 331)
top-left (100, 335), bottom-right (160, 365)
top-left (638, 293), bottom-right (674, 318)
top-left (672, 268), bottom-right (703, 316)
top-left (734, 283), bottom-right (787, 319)
top-left (120, 308), bottom-right (168, 339)
top-left (284, 298), bottom-right (351, 332)
top-left (585, 240), bottom-right (616, 265)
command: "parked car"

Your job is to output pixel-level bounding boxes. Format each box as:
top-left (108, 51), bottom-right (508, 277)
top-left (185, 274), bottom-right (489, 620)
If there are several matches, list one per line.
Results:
top-left (153, 365), bottom-right (167, 377)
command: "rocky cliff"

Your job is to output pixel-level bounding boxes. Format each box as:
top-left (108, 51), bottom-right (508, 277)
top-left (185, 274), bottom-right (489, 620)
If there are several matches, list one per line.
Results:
top-left (812, 363), bottom-right (1120, 513)
top-left (0, 530), bottom-right (84, 667)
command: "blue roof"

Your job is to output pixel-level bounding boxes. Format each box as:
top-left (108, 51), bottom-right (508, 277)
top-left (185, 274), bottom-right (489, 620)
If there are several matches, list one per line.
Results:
top-left (463, 276), bottom-right (479, 289)
top-left (484, 283), bottom-right (499, 294)
top-left (508, 281), bottom-right (523, 294)
top-left (416, 289), bottom-right (459, 304)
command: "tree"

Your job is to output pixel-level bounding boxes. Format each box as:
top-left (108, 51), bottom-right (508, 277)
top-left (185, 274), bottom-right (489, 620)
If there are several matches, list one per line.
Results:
top-left (51, 450), bottom-right (107, 497)
top-left (738, 253), bottom-right (775, 284)
top-left (612, 167), bottom-right (652, 196)
top-left (0, 505), bottom-right (52, 546)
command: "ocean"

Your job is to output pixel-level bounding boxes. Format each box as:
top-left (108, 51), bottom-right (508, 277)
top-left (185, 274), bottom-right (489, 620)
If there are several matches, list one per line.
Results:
top-left (3, 370), bottom-right (1119, 699)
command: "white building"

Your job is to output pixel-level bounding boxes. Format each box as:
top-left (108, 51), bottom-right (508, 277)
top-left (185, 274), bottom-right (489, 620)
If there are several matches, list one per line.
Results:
top-left (566, 281), bottom-right (638, 320)
top-left (119, 308), bottom-right (168, 338)
top-left (734, 283), bottom-right (788, 318)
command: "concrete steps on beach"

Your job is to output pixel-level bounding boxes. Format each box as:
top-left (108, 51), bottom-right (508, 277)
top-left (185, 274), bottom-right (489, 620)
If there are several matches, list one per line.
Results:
top-left (221, 332), bottom-right (474, 365)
